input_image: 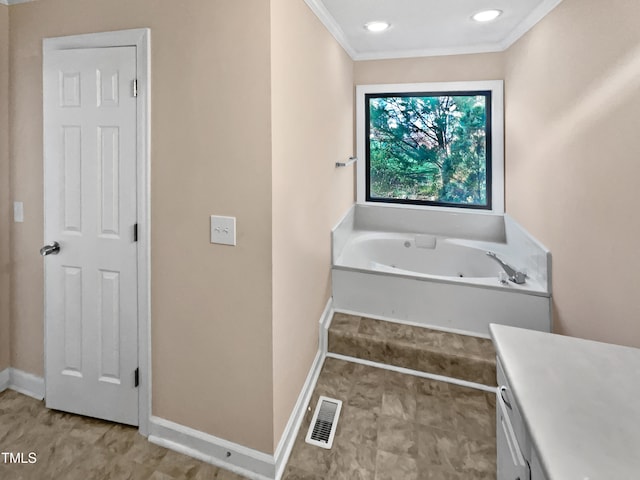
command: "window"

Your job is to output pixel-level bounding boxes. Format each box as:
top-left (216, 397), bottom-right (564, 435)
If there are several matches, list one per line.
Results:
top-left (356, 81), bottom-right (504, 213)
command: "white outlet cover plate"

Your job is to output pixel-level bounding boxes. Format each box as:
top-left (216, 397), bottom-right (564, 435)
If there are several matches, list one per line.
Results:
top-left (210, 215), bottom-right (236, 246)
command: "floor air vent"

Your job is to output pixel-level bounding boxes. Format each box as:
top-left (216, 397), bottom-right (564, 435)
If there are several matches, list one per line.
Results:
top-left (305, 396), bottom-right (342, 449)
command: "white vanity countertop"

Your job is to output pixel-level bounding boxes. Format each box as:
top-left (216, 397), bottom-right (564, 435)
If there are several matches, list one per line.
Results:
top-left (490, 324), bottom-right (640, 480)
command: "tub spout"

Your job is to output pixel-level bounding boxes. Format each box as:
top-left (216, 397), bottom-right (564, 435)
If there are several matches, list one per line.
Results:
top-left (486, 252), bottom-right (527, 284)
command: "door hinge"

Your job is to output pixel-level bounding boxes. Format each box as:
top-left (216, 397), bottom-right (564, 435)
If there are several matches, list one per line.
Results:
top-left (133, 79), bottom-right (138, 97)
top-left (134, 368), bottom-right (139, 388)
top-left (134, 223), bottom-right (138, 242)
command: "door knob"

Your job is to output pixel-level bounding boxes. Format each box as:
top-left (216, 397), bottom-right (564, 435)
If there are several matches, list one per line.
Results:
top-left (40, 241), bottom-right (61, 256)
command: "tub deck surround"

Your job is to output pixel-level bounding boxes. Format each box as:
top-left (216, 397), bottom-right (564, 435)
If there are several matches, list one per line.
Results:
top-left (335, 231), bottom-right (548, 295)
top-left (349, 204), bottom-right (506, 242)
top-left (332, 205), bottom-right (552, 336)
top-left (328, 313), bottom-right (497, 387)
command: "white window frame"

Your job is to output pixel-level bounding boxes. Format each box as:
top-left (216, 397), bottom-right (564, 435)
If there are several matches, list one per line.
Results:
top-left (356, 80), bottom-right (504, 214)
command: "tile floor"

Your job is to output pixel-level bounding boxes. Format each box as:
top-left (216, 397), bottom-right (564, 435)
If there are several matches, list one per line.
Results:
top-left (282, 358), bottom-right (496, 480)
top-left (1, 358), bottom-right (496, 479)
top-left (0, 389), bottom-right (246, 480)
top-left (329, 313), bottom-right (497, 386)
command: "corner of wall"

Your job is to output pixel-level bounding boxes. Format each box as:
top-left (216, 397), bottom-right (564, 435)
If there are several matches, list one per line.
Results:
top-left (502, 0), bottom-right (640, 347)
top-left (9, 0), bottom-right (277, 453)
top-left (270, 0), bottom-right (355, 453)
top-left (0, 3), bottom-right (12, 372)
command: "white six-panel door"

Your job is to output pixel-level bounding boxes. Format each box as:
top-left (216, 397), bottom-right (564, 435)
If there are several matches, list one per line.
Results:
top-left (43, 46), bottom-right (139, 426)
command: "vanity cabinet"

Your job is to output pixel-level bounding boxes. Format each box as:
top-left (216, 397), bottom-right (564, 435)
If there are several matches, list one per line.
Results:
top-left (497, 355), bottom-right (550, 480)
top-left (492, 323), bottom-right (640, 480)
top-left (529, 449), bottom-right (548, 480)
top-left (496, 357), bottom-right (530, 480)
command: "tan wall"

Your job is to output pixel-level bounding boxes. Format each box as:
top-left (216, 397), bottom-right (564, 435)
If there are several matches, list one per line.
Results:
top-left (505, 0), bottom-right (640, 347)
top-left (0, 5), bottom-right (10, 372)
top-left (354, 52), bottom-right (504, 85)
top-left (9, 0), bottom-right (275, 452)
top-left (270, 0), bottom-right (354, 445)
top-left (9, 0), bottom-right (637, 461)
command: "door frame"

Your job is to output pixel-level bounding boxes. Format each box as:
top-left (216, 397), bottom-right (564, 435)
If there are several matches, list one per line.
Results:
top-left (43, 28), bottom-right (151, 435)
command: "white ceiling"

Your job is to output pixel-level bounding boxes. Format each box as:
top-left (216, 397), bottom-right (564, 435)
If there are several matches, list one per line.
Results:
top-left (304, 0), bottom-right (563, 60)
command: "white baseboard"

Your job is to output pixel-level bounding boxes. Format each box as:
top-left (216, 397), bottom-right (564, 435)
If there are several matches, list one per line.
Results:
top-left (273, 297), bottom-right (333, 479)
top-left (0, 300), bottom-right (336, 478)
top-left (320, 297), bottom-right (334, 356)
top-left (0, 301), bottom-right (337, 480)
top-left (0, 368), bottom-right (9, 392)
top-left (3, 368), bottom-right (45, 400)
top-left (149, 299), bottom-right (334, 480)
top-left (326, 352), bottom-right (497, 393)
top-left (148, 416), bottom-right (275, 480)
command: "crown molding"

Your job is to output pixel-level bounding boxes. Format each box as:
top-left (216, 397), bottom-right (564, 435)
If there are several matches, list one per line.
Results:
top-left (306, 0), bottom-right (564, 61)
top-left (500, 0), bottom-right (564, 50)
top-left (303, 0), bottom-right (357, 59)
top-left (2, 0), bottom-right (562, 57)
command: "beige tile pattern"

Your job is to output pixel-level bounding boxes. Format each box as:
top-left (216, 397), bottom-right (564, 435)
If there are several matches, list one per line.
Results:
top-left (0, 390), bottom-right (247, 480)
top-left (1, 357), bottom-right (495, 479)
top-left (283, 358), bottom-right (497, 480)
top-left (328, 313), bottom-right (497, 386)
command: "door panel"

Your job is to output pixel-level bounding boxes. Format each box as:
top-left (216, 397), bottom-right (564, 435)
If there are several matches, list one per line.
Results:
top-left (62, 266), bottom-right (83, 375)
top-left (44, 46), bottom-right (138, 426)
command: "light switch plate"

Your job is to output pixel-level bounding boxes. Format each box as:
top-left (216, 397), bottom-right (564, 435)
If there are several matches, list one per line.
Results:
top-left (210, 215), bottom-right (236, 246)
top-left (13, 202), bottom-right (24, 223)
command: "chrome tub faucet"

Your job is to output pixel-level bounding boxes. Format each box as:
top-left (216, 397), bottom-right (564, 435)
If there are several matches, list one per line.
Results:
top-left (486, 251), bottom-right (527, 284)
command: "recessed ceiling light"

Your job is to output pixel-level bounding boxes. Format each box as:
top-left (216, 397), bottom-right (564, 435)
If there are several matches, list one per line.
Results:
top-left (472, 9), bottom-right (502, 22)
top-left (364, 21), bottom-right (390, 33)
